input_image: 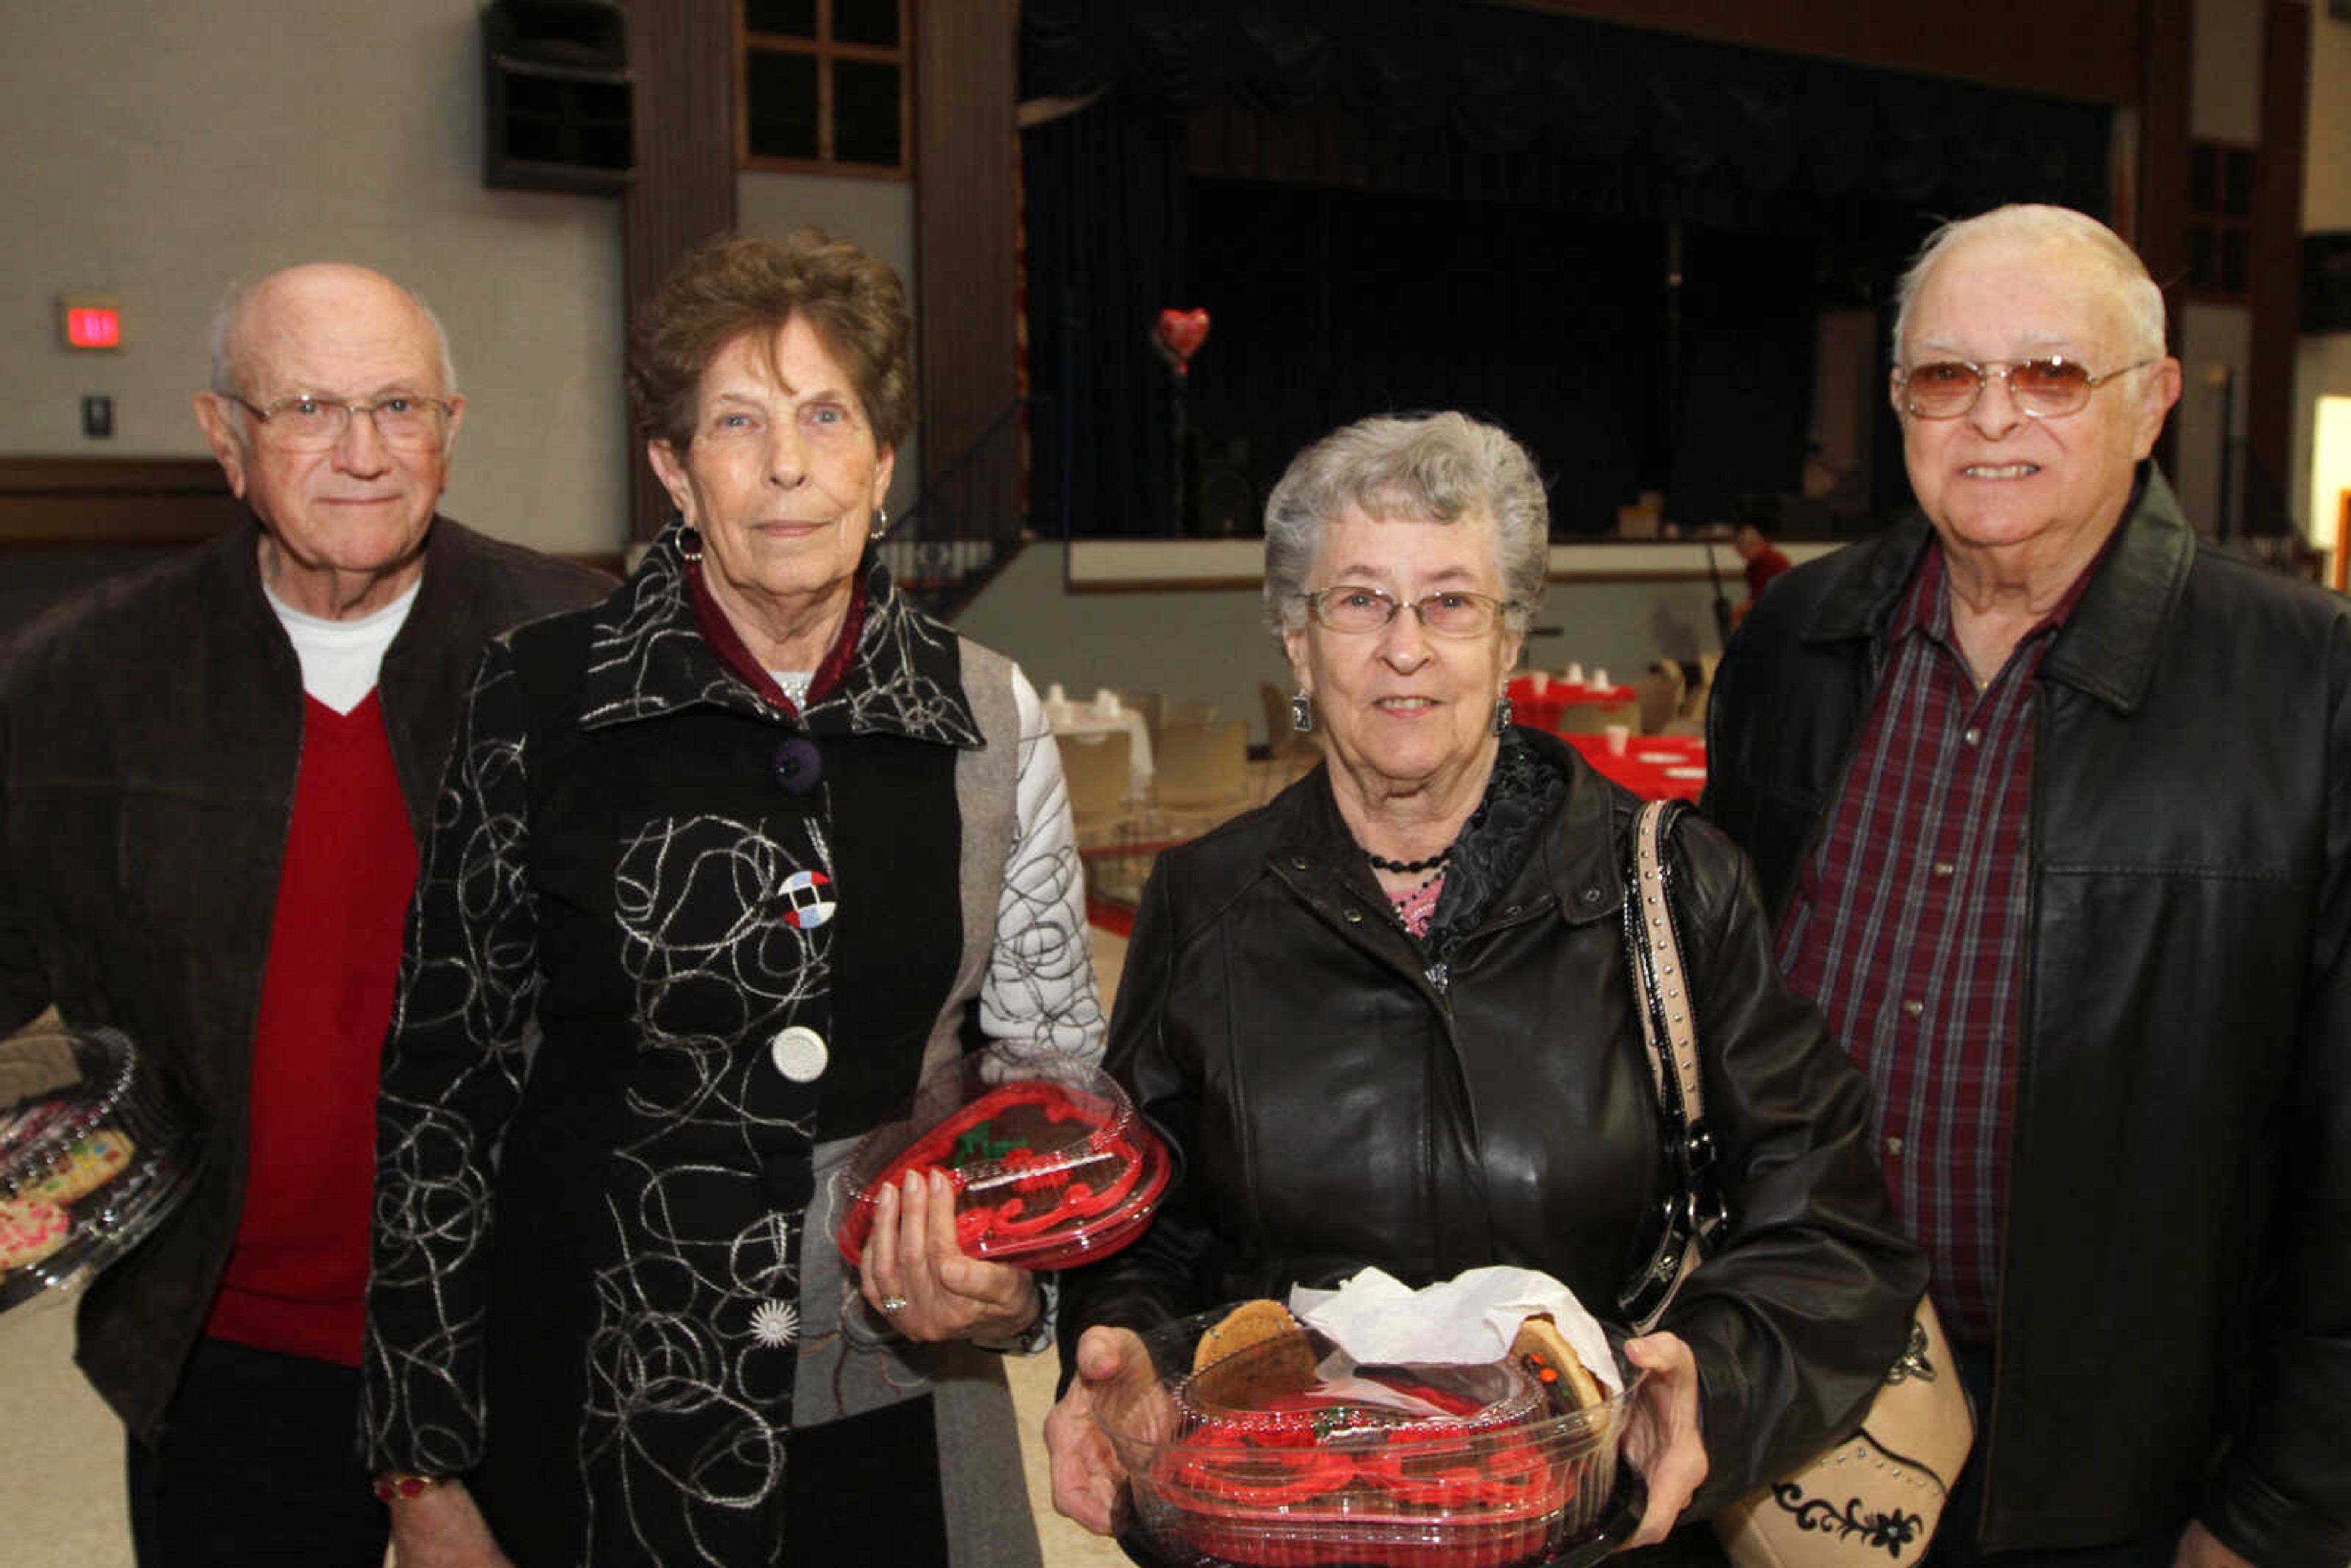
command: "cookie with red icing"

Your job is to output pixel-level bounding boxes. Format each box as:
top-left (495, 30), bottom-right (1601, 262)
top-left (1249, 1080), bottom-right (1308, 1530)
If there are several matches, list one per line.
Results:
top-left (0, 1197), bottom-right (70, 1273)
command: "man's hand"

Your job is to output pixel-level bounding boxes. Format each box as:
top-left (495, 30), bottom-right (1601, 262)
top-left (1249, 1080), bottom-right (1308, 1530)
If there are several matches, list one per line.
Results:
top-left (2172, 1520), bottom-right (2257, 1568)
top-left (388, 1478), bottom-right (515, 1568)
top-left (1619, 1331), bottom-right (1708, 1548)
top-left (1045, 1325), bottom-right (1153, 1535)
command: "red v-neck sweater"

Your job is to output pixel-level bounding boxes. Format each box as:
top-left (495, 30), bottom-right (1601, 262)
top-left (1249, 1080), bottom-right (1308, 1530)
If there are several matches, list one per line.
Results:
top-left (203, 691), bottom-right (418, 1366)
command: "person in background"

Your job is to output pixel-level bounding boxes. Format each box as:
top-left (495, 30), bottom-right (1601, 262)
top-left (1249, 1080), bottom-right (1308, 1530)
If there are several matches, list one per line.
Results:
top-left (0, 263), bottom-right (608, 1565)
top-left (1045, 411), bottom-right (1924, 1562)
top-left (1704, 203), bottom-right (2351, 1567)
top-left (361, 230), bottom-right (1103, 1567)
top-left (1730, 523), bottom-right (1790, 625)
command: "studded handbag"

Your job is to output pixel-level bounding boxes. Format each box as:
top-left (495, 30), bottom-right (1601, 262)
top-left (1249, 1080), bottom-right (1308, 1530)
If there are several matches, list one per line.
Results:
top-left (1618, 799), bottom-right (1975, 1566)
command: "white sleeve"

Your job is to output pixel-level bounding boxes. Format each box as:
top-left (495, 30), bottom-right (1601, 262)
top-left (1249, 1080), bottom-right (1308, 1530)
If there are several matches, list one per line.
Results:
top-left (975, 665), bottom-right (1106, 1067)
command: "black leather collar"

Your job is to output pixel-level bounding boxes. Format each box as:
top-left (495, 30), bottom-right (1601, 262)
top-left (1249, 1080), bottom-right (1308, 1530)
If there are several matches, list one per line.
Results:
top-left (1796, 462), bottom-right (2194, 716)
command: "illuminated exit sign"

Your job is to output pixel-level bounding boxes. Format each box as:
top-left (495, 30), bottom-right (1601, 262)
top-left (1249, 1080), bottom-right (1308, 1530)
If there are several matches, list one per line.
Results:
top-left (60, 294), bottom-right (123, 351)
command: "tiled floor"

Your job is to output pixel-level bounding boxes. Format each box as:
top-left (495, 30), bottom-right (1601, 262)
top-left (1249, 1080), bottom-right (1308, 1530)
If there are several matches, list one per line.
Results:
top-left (0, 924), bottom-right (1135, 1568)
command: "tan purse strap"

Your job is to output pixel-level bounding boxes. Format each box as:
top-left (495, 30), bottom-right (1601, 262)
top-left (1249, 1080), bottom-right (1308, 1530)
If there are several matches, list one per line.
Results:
top-left (1618, 800), bottom-right (1727, 1334)
top-left (1633, 799), bottom-right (1706, 1126)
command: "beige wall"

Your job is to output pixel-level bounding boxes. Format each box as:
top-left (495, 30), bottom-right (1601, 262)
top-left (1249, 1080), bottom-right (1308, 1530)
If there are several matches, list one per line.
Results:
top-left (2294, 6), bottom-right (2351, 546)
top-left (2307, 2), bottom-right (2351, 231)
top-left (2170, 0), bottom-right (2266, 538)
top-left (2175, 302), bottom-right (2254, 533)
top-left (2191, 0), bottom-right (2264, 143)
top-left (0, 0), bottom-right (631, 555)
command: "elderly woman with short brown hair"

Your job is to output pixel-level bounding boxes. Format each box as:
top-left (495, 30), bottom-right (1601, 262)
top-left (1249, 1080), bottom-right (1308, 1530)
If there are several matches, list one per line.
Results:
top-left (360, 230), bottom-right (1103, 1567)
top-left (1046, 412), bottom-right (1925, 1561)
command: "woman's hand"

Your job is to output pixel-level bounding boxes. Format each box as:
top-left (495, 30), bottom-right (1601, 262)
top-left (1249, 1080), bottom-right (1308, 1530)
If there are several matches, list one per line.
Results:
top-left (387, 1477), bottom-right (515, 1568)
top-left (857, 1169), bottom-right (1043, 1343)
top-left (1619, 1330), bottom-right (1708, 1548)
top-left (1045, 1324), bottom-right (1152, 1535)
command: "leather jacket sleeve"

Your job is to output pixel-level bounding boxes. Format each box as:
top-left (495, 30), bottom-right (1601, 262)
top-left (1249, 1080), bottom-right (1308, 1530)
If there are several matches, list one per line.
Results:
top-left (2199, 610), bottom-right (2351, 1568)
top-left (1056, 860), bottom-right (1221, 1373)
top-left (1655, 813), bottom-right (1927, 1513)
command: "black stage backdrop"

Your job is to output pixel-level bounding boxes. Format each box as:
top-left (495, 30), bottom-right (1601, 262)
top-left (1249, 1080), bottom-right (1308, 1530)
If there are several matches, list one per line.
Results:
top-left (1021, 0), bottom-right (2112, 538)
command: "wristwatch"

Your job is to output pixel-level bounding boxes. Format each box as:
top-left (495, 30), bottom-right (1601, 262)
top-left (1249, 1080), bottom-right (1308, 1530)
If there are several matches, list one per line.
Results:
top-left (372, 1471), bottom-right (449, 1503)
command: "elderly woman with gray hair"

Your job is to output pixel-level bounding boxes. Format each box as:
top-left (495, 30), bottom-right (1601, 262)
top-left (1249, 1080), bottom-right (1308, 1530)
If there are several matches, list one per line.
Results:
top-left (1043, 411), bottom-right (1925, 1560)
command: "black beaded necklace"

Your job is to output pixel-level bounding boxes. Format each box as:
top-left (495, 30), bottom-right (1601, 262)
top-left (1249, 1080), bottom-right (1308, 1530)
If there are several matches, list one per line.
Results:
top-left (1365, 847), bottom-right (1451, 874)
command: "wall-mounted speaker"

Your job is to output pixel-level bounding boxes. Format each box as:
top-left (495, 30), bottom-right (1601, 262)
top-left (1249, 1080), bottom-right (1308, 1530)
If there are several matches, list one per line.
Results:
top-left (2306, 233), bottom-right (2351, 334)
top-left (483, 0), bottom-right (632, 195)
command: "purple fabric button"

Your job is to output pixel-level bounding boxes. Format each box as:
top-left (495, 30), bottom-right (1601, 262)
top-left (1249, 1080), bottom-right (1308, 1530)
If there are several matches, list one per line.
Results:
top-left (773, 736), bottom-right (822, 793)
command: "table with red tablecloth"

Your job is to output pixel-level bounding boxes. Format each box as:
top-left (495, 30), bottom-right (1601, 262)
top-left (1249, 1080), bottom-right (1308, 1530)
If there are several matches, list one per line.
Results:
top-left (1509, 675), bottom-right (1640, 735)
top-left (1565, 732), bottom-right (1707, 801)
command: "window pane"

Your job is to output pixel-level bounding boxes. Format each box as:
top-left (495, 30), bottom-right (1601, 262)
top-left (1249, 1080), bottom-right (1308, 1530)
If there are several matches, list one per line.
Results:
top-left (746, 50), bottom-right (819, 160)
top-left (2189, 144), bottom-right (2216, 215)
top-left (834, 59), bottom-right (901, 166)
top-left (2221, 229), bottom-right (2248, 296)
top-left (834, 0), bottom-right (900, 47)
top-left (744, 0), bottom-right (816, 37)
top-left (2224, 149), bottom-right (2254, 218)
top-left (2189, 227), bottom-right (2216, 293)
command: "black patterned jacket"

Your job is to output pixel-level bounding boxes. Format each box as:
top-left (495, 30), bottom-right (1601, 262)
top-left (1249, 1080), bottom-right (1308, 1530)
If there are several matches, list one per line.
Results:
top-left (361, 527), bottom-right (1102, 1567)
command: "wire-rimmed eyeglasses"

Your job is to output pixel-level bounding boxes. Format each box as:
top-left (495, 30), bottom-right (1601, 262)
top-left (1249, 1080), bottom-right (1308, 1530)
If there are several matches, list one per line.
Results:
top-left (1295, 585), bottom-right (1512, 638)
top-left (220, 391), bottom-right (456, 452)
top-left (1894, 356), bottom-right (2154, 420)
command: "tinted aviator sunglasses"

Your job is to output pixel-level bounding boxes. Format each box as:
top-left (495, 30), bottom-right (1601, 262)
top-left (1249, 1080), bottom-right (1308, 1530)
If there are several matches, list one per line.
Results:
top-left (1895, 356), bottom-right (2154, 420)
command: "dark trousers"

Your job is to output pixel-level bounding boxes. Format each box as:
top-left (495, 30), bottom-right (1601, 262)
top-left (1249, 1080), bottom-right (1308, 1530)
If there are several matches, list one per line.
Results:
top-left (125, 1336), bottom-right (388, 1568)
top-left (1924, 1345), bottom-right (2179, 1568)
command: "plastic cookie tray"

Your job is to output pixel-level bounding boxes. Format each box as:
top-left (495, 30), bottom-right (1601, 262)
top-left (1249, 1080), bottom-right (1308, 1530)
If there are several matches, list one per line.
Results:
top-left (834, 1054), bottom-right (1171, 1272)
top-left (1092, 1308), bottom-right (1635, 1568)
top-left (1, 1026), bottom-right (201, 1315)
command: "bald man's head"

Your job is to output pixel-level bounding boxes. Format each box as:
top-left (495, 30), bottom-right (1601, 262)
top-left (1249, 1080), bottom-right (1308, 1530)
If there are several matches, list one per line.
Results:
top-left (194, 263), bottom-right (466, 619)
top-left (209, 263), bottom-right (457, 399)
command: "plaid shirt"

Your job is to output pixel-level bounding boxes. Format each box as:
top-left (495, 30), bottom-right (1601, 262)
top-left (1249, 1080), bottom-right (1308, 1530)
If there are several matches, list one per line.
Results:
top-left (1774, 542), bottom-right (2090, 1346)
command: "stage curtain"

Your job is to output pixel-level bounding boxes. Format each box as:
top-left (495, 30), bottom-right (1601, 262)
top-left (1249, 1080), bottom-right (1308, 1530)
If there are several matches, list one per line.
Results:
top-left (1020, 0), bottom-right (2110, 539)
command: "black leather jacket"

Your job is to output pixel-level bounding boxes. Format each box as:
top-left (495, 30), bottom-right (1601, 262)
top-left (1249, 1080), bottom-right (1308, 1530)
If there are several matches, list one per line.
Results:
top-left (1062, 730), bottom-right (1925, 1520)
top-left (1702, 468), bottom-right (2351, 1565)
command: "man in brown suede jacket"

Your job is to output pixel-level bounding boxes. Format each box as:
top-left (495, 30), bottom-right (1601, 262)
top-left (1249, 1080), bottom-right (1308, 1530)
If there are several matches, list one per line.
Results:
top-left (0, 264), bottom-right (606, 1567)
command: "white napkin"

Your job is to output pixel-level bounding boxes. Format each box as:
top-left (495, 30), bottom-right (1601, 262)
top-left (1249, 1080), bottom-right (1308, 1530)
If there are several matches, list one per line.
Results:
top-left (1289, 1265), bottom-right (1622, 1396)
top-left (1093, 688), bottom-right (1122, 716)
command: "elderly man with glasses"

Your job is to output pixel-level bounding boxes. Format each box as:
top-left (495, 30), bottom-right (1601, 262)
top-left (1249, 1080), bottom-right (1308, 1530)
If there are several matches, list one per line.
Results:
top-left (0, 263), bottom-right (606, 1565)
top-left (1704, 204), bottom-right (2351, 1568)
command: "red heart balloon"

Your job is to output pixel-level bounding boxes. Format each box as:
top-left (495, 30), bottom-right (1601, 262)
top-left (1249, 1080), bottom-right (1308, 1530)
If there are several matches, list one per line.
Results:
top-left (1154, 307), bottom-right (1211, 364)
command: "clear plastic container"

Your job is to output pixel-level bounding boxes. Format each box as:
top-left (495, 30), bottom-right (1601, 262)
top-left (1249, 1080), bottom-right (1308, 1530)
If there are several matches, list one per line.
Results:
top-left (1, 1027), bottom-right (201, 1315)
top-left (1092, 1308), bottom-right (1635, 1568)
top-left (833, 1051), bottom-right (1171, 1271)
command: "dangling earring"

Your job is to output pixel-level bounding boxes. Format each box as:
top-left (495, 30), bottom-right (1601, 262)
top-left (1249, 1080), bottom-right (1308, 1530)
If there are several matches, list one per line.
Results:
top-left (1289, 691), bottom-right (1314, 733)
top-left (1493, 695), bottom-right (1513, 735)
top-left (677, 522), bottom-right (703, 563)
top-left (869, 506), bottom-right (890, 542)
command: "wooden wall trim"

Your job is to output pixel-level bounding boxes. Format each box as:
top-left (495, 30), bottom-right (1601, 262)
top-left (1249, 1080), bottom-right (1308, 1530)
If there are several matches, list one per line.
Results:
top-left (2249, 0), bottom-right (2311, 535)
top-left (0, 457), bottom-right (244, 546)
top-left (915, 0), bottom-right (1021, 546)
top-left (621, 0), bottom-right (738, 542)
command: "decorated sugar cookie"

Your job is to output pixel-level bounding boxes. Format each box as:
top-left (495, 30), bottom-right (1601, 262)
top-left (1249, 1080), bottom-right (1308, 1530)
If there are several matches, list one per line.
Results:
top-left (26, 1128), bottom-right (135, 1204)
top-left (0, 1198), bottom-right (70, 1273)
